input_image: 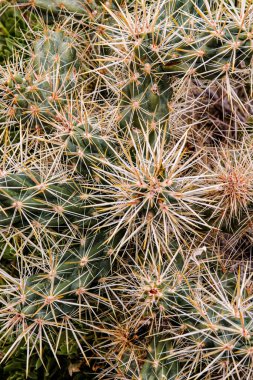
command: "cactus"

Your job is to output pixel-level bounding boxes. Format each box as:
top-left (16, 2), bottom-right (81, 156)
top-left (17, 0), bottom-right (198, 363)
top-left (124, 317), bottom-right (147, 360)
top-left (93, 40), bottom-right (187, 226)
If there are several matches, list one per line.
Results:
top-left (88, 128), bottom-right (217, 251)
top-left (162, 259), bottom-right (253, 380)
top-left (138, 338), bottom-right (179, 380)
top-left (0, 28), bottom-right (78, 131)
top-left (17, 0), bottom-right (86, 14)
top-left (0, 232), bottom-right (109, 374)
top-left (1, 0), bottom-right (253, 379)
top-left (0, 26), bottom-right (114, 173)
top-left (0, 171), bottom-right (95, 231)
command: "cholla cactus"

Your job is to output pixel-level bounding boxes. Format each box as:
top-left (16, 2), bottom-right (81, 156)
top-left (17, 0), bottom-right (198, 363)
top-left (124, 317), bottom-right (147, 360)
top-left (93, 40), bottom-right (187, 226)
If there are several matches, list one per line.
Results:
top-left (0, 0), bottom-right (253, 379)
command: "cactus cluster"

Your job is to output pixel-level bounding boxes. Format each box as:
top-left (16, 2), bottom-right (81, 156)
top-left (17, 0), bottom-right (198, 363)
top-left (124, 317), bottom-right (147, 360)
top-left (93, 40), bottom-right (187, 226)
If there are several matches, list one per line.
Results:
top-left (0, 0), bottom-right (253, 379)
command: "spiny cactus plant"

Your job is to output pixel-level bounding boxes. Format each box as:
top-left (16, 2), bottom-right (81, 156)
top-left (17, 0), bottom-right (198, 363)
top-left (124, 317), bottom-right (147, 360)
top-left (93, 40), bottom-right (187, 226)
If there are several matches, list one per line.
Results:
top-left (18, 0), bottom-right (87, 14)
top-left (0, 26), bottom-right (78, 133)
top-left (0, 0), bottom-right (253, 379)
top-left (88, 127), bottom-right (218, 252)
top-left (0, 231), bottom-right (109, 375)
